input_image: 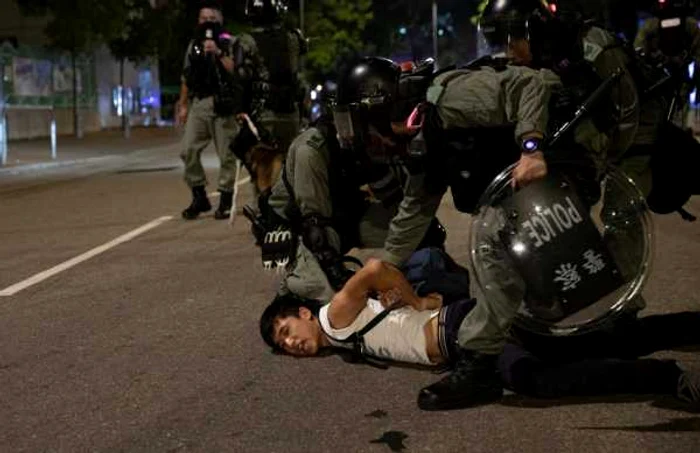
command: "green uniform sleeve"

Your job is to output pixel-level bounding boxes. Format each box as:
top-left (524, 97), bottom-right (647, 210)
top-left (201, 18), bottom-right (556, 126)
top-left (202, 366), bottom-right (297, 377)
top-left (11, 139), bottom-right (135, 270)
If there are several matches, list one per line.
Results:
top-left (382, 172), bottom-right (445, 266)
top-left (234, 33), bottom-right (268, 85)
top-left (290, 133), bottom-right (332, 218)
top-left (634, 19), bottom-right (658, 52)
top-left (503, 66), bottom-right (557, 140)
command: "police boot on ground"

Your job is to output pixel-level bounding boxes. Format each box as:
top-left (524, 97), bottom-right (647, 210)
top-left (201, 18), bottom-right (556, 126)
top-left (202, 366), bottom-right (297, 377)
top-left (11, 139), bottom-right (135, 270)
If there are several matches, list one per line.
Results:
top-left (214, 190), bottom-right (233, 220)
top-left (417, 351), bottom-right (503, 411)
top-left (182, 186), bottom-right (212, 220)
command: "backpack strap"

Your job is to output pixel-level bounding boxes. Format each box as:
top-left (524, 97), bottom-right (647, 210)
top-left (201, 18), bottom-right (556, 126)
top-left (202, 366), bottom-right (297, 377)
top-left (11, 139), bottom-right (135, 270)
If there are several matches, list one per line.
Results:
top-left (322, 303), bottom-right (402, 369)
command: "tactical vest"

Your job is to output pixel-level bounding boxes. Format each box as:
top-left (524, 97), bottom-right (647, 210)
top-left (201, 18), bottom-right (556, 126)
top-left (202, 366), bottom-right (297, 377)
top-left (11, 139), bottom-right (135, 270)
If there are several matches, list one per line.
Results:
top-left (285, 124), bottom-right (368, 253)
top-left (250, 26), bottom-right (301, 114)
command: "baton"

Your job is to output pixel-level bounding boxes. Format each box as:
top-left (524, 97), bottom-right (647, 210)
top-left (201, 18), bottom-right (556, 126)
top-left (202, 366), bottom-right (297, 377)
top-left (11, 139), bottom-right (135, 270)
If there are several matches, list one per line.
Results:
top-left (547, 68), bottom-right (624, 148)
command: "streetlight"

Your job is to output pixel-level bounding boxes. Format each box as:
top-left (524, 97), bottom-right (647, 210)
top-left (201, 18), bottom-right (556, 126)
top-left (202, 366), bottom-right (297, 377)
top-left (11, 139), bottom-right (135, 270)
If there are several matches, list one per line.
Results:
top-left (432, 0), bottom-right (438, 68)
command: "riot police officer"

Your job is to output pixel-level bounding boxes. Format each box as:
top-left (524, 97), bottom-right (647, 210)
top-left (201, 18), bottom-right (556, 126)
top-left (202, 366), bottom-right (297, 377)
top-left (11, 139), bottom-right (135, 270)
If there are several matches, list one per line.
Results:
top-left (478, 0), bottom-right (640, 170)
top-left (332, 56), bottom-right (566, 410)
top-left (635, 0), bottom-right (700, 102)
top-left (178, 1), bottom-right (243, 220)
top-left (249, 111), bottom-right (447, 302)
top-left (240, 0), bottom-right (305, 156)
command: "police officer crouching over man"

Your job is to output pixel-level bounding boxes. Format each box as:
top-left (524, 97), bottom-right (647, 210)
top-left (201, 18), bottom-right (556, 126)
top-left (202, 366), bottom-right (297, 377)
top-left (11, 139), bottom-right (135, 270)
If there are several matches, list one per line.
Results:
top-left (328, 55), bottom-right (568, 410)
top-left (258, 253), bottom-right (700, 408)
top-left (247, 99), bottom-right (449, 302)
top-left (178, 1), bottom-right (243, 220)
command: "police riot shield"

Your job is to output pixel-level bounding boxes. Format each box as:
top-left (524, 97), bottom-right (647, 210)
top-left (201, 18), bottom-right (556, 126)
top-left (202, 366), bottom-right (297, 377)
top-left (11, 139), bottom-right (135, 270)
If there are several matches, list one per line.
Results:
top-left (469, 163), bottom-right (654, 336)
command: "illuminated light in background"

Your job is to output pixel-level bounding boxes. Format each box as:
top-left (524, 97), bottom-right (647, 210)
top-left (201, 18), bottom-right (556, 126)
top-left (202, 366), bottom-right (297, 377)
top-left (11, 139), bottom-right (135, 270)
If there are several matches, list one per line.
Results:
top-left (438, 28), bottom-right (445, 36)
top-left (690, 88), bottom-right (697, 106)
top-left (310, 90), bottom-right (318, 101)
top-left (549, 3), bottom-right (557, 13)
top-left (316, 84), bottom-right (323, 92)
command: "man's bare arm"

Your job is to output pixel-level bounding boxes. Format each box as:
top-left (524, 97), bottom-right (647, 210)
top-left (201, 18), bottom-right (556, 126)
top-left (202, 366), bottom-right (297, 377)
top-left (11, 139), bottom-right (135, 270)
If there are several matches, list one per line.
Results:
top-left (327, 258), bottom-right (426, 329)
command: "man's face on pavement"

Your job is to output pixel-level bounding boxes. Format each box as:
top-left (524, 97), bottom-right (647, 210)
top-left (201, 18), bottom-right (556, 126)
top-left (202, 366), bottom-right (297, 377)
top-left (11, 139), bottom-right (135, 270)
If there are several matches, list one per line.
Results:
top-left (272, 308), bottom-right (323, 357)
top-left (199, 7), bottom-right (222, 24)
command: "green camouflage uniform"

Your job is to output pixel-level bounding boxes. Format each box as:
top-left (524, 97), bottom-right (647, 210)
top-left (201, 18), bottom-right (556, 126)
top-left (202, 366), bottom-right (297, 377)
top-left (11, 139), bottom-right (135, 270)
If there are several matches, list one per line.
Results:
top-left (238, 26), bottom-right (303, 154)
top-left (634, 16), bottom-right (700, 139)
top-left (382, 65), bottom-right (560, 354)
top-left (180, 39), bottom-right (241, 192)
top-left (268, 127), bottom-right (403, 302)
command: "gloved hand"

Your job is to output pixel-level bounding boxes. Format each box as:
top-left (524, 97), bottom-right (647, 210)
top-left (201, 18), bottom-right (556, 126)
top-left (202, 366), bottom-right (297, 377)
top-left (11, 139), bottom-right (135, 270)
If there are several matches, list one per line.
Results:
top-left (325, 259), bottom-right (356, 291)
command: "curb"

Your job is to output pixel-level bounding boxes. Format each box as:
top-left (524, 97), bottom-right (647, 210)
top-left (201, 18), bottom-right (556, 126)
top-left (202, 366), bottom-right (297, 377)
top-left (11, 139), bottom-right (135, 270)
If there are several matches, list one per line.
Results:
top-left (0, 156), bottom-right (119, 175)
top-left (0, 143), bottom-right (178, 176)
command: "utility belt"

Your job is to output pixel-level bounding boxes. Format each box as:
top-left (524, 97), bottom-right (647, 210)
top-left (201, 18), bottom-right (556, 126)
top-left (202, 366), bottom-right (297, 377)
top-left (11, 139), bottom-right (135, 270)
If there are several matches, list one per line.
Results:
top-left (252, 81), bottom-right (297, 113)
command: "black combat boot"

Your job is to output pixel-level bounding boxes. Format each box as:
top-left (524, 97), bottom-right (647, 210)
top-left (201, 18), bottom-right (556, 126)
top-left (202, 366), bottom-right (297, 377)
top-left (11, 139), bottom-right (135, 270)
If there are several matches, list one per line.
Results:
top-left (182, 186), bottom-right (212, 220)
top-left (214, 190), bottom-right (233, 220)
top-left (417, 351), bottom-right (503, 411)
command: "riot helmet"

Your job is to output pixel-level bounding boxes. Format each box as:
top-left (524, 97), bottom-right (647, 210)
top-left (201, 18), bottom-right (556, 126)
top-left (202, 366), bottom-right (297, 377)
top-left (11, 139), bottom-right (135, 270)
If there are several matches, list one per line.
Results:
top-left (478, 0), bottom-right (583, 67)
top-left (245, 0), bottom-right (288, 25)
top-left (332, 57), bottom-right (402, 157)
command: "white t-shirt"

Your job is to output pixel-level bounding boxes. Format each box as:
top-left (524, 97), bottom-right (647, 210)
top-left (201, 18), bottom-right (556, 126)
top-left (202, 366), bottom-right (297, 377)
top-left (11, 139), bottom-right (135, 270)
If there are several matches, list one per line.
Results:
top-left (318, 298), bottom-right (439, 366)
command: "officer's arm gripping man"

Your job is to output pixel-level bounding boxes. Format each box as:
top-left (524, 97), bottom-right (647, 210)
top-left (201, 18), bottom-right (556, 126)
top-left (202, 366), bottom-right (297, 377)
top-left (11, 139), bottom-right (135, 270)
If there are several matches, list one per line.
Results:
top-left (504, 67), bottom-right (553, 144)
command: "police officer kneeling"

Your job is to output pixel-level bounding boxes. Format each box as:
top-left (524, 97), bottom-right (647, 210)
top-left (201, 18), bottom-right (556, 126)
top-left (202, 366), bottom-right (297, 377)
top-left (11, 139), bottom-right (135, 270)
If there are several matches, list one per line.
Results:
top-left (251, 110), bottom-right (447, 302)
top-left (332, 57), bottom-right (565, 410)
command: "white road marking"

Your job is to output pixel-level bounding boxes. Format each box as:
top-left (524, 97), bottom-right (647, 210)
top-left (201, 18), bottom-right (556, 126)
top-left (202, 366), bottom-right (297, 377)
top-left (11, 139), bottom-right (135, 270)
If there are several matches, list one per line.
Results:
top-left (0, 216), bottom-right (173, 297)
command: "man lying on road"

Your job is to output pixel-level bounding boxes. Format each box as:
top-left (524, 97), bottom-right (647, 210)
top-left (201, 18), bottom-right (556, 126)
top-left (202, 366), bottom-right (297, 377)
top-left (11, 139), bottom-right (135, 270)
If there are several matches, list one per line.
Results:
top-left (259, 253), bottom-right (700, 410)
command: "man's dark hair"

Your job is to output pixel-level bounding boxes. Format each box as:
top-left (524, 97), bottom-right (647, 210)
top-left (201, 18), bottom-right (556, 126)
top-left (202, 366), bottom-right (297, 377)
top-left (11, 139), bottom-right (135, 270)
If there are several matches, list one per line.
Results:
top-left (259, 294), bottom-right (322, 352)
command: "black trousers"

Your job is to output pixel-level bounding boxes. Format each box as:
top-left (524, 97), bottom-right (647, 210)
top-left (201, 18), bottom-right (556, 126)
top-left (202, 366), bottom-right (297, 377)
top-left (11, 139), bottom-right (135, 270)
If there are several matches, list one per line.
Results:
top-left (497, 312), bottom-right (700, 398)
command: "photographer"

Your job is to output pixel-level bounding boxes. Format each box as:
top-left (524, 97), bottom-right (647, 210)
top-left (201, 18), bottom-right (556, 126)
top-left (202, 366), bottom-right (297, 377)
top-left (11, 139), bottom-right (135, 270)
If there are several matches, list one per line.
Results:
top-left (178, 1), bottom-right (242, 220)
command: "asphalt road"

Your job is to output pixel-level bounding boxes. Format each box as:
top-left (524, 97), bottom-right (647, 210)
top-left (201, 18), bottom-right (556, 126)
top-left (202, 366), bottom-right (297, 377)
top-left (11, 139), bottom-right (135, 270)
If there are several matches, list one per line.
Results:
top-left (0, 145), bottom-right (698, 453)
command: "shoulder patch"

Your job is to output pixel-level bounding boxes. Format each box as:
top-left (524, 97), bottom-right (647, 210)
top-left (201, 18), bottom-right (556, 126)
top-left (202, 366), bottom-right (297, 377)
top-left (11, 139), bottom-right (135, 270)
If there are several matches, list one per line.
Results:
top-left (305, 130), bottom-right (326, 149)
top-left (583, 40), bottom-right (604, 63)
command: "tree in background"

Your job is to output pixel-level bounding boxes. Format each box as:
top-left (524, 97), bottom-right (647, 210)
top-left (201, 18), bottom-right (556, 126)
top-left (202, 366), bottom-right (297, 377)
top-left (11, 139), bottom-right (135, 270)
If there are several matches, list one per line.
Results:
top-left (105, 0), bottom-right (161, 138)
top-left (303, 0), bottom-right (373, 81)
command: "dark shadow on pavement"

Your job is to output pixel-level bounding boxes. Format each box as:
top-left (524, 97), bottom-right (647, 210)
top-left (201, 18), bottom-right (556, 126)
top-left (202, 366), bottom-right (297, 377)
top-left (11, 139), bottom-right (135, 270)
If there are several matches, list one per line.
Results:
top-left (370, 431), bottom-right (409, 452)
top-left (501, 393), bottom-right (700, 414)
top-left (577, 416), bottom-right (700, 432)
top-left (500, 393), bottom-right (657, 409)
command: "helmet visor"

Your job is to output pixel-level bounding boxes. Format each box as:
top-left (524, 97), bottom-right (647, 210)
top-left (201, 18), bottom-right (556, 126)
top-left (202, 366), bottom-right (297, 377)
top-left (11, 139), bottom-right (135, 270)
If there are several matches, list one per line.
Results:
top-left (332, 104), bottom-right (366, 150)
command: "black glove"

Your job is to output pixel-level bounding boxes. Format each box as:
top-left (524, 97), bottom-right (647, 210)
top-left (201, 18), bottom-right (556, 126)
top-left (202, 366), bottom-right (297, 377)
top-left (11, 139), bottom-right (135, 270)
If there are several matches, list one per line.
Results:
top-left (302, 215), bottom-right (355, 290)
